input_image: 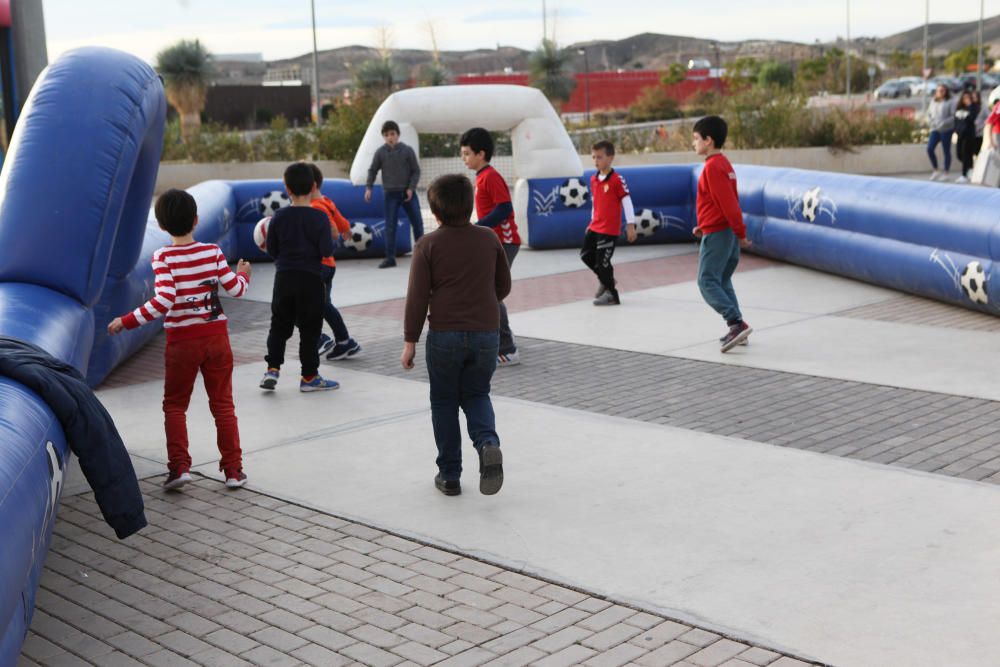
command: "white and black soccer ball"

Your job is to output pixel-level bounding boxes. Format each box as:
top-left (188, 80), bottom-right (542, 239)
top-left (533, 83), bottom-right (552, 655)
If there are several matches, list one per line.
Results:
top-left (559, 178), bottom-right (589, 208)
top-left (634, 209), bottom-right (661, 238)
top-left (802, 187), bottom-right (821, 222)
top-left (960, 260), bottom-right (989, 304)
top-left (258, 190), bottom-right (290, 215)
top-left (344, 222), bottom-right (373, 252)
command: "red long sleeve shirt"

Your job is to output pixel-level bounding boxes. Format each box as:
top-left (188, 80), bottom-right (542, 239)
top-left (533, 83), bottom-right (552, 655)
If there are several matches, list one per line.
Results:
top-left (695, 153), bottom-right (746, 239)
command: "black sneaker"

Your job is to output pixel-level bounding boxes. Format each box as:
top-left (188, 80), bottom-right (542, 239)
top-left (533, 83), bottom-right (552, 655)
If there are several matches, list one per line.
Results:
top-left (378, 258), bottom-right (397, 269)
top-left (478, 444), bottom-right (503, 495)
top-left (326, 338), bottom-right (362, 360)
top-left (720, 321), bottom-right (752, 352)
top-left (593, 291), bottom-right (621, 306)
top-left (434, 474), bottom-right (461, 496)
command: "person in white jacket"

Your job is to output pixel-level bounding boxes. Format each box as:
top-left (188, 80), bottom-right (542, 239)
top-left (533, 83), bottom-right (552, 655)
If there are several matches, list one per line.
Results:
top-left (926, 84), bottom-right (958, 181)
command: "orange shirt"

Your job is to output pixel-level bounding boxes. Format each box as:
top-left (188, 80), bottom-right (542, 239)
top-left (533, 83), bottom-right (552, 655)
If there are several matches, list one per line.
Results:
top-left (312, 196), bottom-right (351, 267)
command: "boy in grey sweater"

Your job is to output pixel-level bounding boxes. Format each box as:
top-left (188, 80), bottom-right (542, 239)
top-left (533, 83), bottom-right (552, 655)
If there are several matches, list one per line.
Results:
top-left (365, 120), bottom-right (425, 268)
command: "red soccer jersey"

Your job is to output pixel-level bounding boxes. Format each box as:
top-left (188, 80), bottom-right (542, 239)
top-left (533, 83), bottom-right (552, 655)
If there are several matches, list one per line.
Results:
top-left (475, 164), bottom-right (521, 245)
top-left (588, 169), bottom-right (630, 236)
top-left (695, 153), bottom-right (746, 239)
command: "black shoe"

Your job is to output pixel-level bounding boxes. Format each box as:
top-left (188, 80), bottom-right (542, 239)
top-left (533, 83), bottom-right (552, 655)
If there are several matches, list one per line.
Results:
top-left (478, 444), bottom-right (503, 495)
top-left (720, 321), bottom-right (752, 352)
top-left (378, 258), bottom-right (397, 269)
top-left (434, 474), bottom-right (461, 496)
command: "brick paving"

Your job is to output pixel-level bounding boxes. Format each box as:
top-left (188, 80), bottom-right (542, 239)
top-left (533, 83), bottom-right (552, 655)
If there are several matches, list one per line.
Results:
top-left (20, 479), bottom-right (823, 667)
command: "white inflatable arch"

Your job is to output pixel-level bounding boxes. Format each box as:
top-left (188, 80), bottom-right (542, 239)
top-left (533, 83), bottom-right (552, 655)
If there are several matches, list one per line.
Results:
top-left (348, 85), bottom-right (582, 185)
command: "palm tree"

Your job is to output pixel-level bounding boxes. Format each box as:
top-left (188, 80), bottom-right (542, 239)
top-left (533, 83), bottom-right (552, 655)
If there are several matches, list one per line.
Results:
top-left (156, 39), bottom-right (213, 142)
top-left (529, 39), bottom-right (576, 108)
top-left (354, 58), bottom-right (399, 99)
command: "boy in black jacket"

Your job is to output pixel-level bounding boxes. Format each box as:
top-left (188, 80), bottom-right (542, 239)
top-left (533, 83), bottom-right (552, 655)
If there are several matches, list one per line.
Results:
top-left (260, 162), bottom-right (339, 392)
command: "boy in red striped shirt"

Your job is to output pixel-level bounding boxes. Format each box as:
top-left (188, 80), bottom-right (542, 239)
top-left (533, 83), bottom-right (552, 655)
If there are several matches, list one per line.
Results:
top-left (108, 189), bottom-right (252, 491)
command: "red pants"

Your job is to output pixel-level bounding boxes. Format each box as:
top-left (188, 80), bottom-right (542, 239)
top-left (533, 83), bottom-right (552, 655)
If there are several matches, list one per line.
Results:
top-left (163, 334), bottom-right (241, 474)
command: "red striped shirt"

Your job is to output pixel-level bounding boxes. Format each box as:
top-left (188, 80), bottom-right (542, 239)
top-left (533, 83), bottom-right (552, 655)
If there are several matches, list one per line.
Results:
top-left (120, 242), bottom-right (249, 342)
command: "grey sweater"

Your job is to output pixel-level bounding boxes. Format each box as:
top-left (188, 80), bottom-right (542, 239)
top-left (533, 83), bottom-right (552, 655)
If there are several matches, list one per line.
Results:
top-left (366, 142), bottom-right (421, 192)
top-left (927, 97), bottom-right (958, 132)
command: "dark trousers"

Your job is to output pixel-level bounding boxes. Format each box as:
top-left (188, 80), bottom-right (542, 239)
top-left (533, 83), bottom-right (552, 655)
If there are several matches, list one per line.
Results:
top-left (499, 244), bottom-right (518, 355)
top-left (580, 230), bottom-right (618, 292)
top-left (426, 330), bottom-right (500, 480)
top-left (697, 229), bottom-right (742, 324)
top-left (384, 190), bottom-right (425, 259)
top-left (927, 130), bottom-right (953, 172)
top-left (957, 132), bottom-right (977, 176)
top-left (163, 334), bottom-right (240, 475)
top-left (321, 265), bottom-right (350, 342)
top-left (265, 270), bottom-right (324, 377)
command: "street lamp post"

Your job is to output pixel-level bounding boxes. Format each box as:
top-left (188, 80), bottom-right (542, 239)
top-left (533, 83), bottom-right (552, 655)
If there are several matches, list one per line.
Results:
top-left (845, 0), bottom-right (851, 101)
top-left (978, 0), bottom-right (985, 91)
top-left (577, 48), bottom-right (591, 124)
top-left (922, 0), bottom-right (929, 116)
top-left (310, 0), bottom-right (321, 125)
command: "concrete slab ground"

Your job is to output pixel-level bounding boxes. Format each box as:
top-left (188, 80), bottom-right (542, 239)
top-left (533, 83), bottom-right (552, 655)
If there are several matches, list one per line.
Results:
top-left (22, 243), bottom-right (1000, 667)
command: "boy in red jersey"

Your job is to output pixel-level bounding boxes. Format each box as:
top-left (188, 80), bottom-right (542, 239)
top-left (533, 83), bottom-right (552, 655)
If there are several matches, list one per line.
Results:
top-left (459, 127), bottom-right (521, 366)
top-left (307, 163), bottom-right (363, 361)
top-left (582, 140), bottom-right (636, 306)
top-left (107, 189), bottom-right (252, 491)
top-left (692, 116), bottom-right (753, 352)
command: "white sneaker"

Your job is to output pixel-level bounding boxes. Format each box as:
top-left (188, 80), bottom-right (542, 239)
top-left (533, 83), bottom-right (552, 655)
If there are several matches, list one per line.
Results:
top-left (930, 170), bottom-right (941, 181)
top-left (163, 471), bottom-right (191, 491)
top-left (955, 175), bottom-right (969, 184)
top-left (497, 350), bottom-right (520, 367)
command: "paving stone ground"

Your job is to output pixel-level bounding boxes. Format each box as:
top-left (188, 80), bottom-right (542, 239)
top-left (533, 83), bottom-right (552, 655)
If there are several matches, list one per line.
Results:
top-left (20, 479), bottom-right (823, 667)
top-left (25, 253), bottom-right (1000, 665)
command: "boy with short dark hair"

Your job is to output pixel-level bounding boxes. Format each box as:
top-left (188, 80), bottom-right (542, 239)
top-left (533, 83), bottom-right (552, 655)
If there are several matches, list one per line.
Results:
top-left (401, 174), bottom-right (512, 497)
top-left (107, 189), bottom-right (252, 491)
top-left (365, 120), bottom-right (424, 268)
top-left (583, 140), bottom-right (636, 306)
top-left (308, 163), bottom-right (363, 361)
top-left (260, 162), bottom-right (339, 391)
top-left (691, 115), bottom-right (753, 352)
top-left (459, 127), bottom-right (521, 366)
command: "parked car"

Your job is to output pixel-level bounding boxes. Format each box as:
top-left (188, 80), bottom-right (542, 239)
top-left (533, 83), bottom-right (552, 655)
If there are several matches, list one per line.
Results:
top-left (874, 80), bottom-right (912, 99)
top-left (959, 72), bottom-right (999, 90)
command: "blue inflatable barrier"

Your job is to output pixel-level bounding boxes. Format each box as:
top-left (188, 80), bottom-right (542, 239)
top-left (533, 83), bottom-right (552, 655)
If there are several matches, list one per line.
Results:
top-left (0, 47), bottom-right (164, 666)
top-left (524, 163), bottom-right (1000, 315)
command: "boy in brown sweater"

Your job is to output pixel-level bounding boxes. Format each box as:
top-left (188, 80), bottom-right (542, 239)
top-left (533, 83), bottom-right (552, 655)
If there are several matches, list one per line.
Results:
top-left (401, 174), bottom-right (512, 496)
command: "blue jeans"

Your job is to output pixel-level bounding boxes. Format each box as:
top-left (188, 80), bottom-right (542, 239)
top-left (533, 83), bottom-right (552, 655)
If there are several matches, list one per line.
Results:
top-left (426, 330), bottom-right (500, 480)
top-left (927, 130), bottom-right (953, 172)
top-left (697, 229), bottom-right (742, 324)
top-left (320, 265), bottom-right (349, 342)
top-left (383, 190), bottom-right (425, 260)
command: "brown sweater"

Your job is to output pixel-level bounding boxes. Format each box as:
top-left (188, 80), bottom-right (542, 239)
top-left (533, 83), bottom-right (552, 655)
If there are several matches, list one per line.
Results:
top-left (404, 224), bottom-right (512, 343)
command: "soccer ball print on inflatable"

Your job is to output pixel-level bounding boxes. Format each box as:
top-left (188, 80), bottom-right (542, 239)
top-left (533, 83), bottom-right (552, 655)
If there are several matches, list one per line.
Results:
top-left (801, 187), bottom-right (821, 222)
top-left (344, 222), bottom-right (374, 252)
top-left (259, 190), bottom-right (290, 215)
top-left (559, 178), bottom-right (589, 208)
top-left (634, 209), bottom-right (661, 238)
top-left (960, 261), bottom-right (989, 304)
top-left (253, 217), bottom-right (271, 252)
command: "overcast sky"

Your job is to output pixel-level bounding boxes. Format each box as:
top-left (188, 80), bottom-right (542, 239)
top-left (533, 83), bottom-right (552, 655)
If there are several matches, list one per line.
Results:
top-left (42, 1), bottom-right (997, 63)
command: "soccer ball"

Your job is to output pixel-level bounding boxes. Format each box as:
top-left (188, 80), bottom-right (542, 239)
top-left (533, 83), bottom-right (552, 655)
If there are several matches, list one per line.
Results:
top-left (634, 209), bottom-right (661, 238)
top-left (559, 178), bottom-right (589, 208)
top-left (259, 190), bottom-right (289, 215)
top-left (802, 187), bottom-right (821, 222)
top-left (344, 222), bottom-right (373, 252)
top-left (960, 260), bottom-right (989, 304)
top-left (253, 217), bottom-right (271, 252)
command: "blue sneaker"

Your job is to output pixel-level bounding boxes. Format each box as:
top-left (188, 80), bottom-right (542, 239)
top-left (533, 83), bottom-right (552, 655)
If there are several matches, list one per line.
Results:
top-left (300, 375), bottom-right (340, 392)
top-left (326, 338), bottom-right (362, 360)
top-left (317, 333), bottom-right (334, 356)
top-left (259, 368), bottom-right (279, 390)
